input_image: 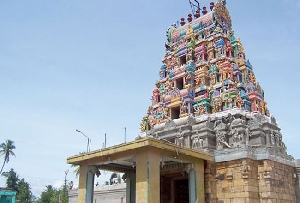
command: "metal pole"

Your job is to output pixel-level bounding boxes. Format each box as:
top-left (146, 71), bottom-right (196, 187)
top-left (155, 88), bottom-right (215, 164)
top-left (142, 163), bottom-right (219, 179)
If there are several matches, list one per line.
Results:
top-left (76, 129), bottom-right (91, 152)
top-left (125, 127), bottom-right (127, 143)
top-left (105, 133), bottom-right (107, 148)
top-left (63, 170), bottom-right (68, 203)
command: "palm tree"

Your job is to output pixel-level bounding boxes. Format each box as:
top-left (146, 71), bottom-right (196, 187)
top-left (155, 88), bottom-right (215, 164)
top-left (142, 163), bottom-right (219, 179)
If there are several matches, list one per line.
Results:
top-left (71, 164), bottom-right (80, 177)
top-left (0, 140), bottom-right (16, 174)
top-left (71, 152), bottom-right (85, 178)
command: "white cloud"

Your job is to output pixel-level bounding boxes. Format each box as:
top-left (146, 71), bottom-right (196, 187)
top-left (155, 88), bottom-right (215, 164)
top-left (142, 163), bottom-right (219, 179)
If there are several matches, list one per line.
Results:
top-left (53, 180), bottom-right (65, 189)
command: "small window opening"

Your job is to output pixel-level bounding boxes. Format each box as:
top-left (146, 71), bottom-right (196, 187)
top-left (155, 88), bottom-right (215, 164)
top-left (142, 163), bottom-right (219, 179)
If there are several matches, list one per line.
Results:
top-left (171, 106), bottom-right (180, 120)
top-left (175, 77), bottom-right (184, 90)
top-left (180, 55), bottom-right (187, 65)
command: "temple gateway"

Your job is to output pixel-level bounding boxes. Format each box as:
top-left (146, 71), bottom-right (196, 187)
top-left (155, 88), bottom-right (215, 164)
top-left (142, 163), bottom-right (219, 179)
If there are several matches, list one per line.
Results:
top-left (67, 0), bottom-right (300, 202)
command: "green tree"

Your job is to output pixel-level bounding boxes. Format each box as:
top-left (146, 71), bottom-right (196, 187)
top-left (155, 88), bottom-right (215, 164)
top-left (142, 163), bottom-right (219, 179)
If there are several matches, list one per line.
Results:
top-left (31, 195), bottom-right (40, 203)
top-left (2, 168), bottom-right (34, 202)
top-left (71, 152), bottom-right (85, 178)
top-left (40, 185), bottom-right (60, 203)
top-left (60, 184), bottom-right (69, 203)
top-left (0, 139), bottom-right (16, 174)
top-left (16, 178), bottom-right (32, 203)
top-left (71, 164), bottom-right (80, 177)
top-left (1, 168), bottom-right (19, 191)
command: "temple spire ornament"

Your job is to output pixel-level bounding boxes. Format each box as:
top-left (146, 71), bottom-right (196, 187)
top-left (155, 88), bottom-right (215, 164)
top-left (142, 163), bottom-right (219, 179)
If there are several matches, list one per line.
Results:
top-left (189, 0), bottom-right (200, 16)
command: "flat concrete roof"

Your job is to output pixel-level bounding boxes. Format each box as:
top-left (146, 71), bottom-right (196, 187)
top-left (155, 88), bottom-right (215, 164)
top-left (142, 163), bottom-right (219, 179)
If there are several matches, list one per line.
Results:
top-left (67, 137), bottom-right (214, 172)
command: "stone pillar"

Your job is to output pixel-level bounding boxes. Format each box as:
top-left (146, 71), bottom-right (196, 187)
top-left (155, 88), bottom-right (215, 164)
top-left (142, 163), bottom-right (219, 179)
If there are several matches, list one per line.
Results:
top-left (186, 135), bottom-right (191, 148)
top-left (296, 159), bottom-right (300, 203)
top-left (265, 130), bottom-right (271, 147)
top-left (126, 173), bottom-right (136, 203)
top-left (195, 160), bottom-right (205, 203)
top-left (136, 148), bottom-right (160, 203)
top-left (189, 169), bottom-right (196, 203)
top-left (78, 165), bottom-right (95, 203)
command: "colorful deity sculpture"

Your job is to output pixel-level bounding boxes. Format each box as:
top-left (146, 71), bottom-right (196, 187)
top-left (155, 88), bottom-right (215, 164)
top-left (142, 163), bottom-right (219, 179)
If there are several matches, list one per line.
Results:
top-left (141, 0), bottom-right (269, 132)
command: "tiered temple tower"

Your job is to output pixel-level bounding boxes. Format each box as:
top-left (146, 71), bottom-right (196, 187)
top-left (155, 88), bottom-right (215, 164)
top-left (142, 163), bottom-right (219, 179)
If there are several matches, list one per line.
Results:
top-left (67, 1), bottom-right (299, 202)
top-left (141, 0), bottom-right (269, 136)
top-left (139, 0), bottom-right (298, 202)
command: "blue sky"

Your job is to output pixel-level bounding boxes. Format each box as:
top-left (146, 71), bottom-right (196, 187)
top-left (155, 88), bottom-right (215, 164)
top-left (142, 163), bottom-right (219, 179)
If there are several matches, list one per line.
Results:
top-left (0, 0), bottom-right (300, 197)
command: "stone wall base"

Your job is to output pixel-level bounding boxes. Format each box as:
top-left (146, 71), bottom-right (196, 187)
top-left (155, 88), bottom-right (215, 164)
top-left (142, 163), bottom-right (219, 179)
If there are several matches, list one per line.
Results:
top-left (204, 159), bottom-right (296, 203)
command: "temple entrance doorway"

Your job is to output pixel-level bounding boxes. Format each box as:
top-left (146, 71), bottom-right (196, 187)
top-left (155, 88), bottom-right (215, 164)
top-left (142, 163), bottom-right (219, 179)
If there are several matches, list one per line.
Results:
top-left (160, 171), bottom-right (189, 203)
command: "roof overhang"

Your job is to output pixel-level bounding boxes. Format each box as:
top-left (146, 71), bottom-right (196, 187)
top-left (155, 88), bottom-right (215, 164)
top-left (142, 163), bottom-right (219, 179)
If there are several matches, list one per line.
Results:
top-left (67, 137), bottom-right (214, 173)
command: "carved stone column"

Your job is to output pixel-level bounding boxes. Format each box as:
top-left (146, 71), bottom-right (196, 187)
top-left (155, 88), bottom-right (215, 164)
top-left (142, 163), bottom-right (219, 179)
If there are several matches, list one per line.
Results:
top-left (265, 130), bottom-right (271, 147)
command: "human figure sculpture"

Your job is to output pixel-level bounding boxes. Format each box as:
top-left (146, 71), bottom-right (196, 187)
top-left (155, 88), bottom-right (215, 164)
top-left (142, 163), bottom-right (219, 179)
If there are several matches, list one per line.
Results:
top-left (270, 131), bottom-right (275, 145)
top-left (152, 88), bottom-right (160, 103)
top-left (149, 116), bottom-right (157, 128)
top-left (192, 136), bottom-right (199, 148)
top-left (245, 127), bottom-right (251, 146)
top-left (231, 128), bottom-right (239, 143)
top-left (178, 135), bottom-right (184, 147)
top-left (140, 120), bottom-right (147, 132)
top-left (214, 119), bottom-right (231, 149)
top-left (186, 49), bottom-right (193, 62)
top-left (200, 105), bottom-right (206, 115)
top-left (236, 96), bottom-right (243, 108)
top-left (162, 107), bottom-right (169, 120)
top-left (210, 74), bottom-right (217, 85)
top-left (195, 43), bottom-right (207, 61)
top-left (228, 98), bottom-right (233, 109)
top-left (274, 130), bottom-right (281, 147)
top-left (176, 129), bottom-right (185, 147)
top-left (180, 100), bottom-right (188, 115)
top-left (199, 138), bottom-right (204, 148)
top-left (160, 70), bottom-right (165, 79)
top-left (215, 38), bottom-right (225, 57)
top-left (225, 40), bottom-right (233, 57)
top-left (260, 100), bottom-right (266, 115)
top-left (192, 135), bottom-right (204, 149)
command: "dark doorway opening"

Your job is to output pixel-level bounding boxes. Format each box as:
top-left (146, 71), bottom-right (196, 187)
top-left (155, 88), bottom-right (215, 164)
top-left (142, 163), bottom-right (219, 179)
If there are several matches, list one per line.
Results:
top-left (176, 77), bottom-right (184, 90)
top-left (161, 174), bottom-right (190, 203)
top-left (171, 106), bottom-right (180, 120)
top-left (174, 179), bottom-right (189, 203)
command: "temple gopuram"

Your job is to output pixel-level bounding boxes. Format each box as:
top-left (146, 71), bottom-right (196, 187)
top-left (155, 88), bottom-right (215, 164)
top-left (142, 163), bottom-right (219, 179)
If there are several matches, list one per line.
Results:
top-left (138, 0), bottom-right (299, 202)
top-left (68, 1), bottom-right (300, 202)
